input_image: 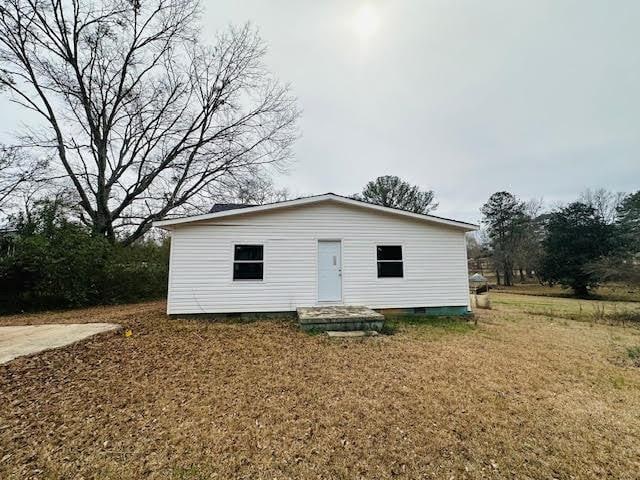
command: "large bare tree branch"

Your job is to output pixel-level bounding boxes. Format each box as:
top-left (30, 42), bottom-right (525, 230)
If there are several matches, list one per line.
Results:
top-left (0, 145), bottom-right (48, 214)
top-left (0, 0), bottom-right (299, 242)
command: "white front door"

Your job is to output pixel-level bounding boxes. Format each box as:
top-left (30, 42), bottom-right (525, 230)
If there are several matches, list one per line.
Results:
top-left (318, 241), bottom-right (342, 302)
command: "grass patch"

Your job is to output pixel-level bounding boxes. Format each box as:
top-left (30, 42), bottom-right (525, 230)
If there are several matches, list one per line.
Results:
top-left (627, 346), bottom-right (640, 366)
top-left (590, 308), bottom-right (640, 326)
top-left (302, 327), bottom-right (326, 336)
top-left (382, 314), bottom-right (475, 337)
top-left (172, 465), bottom-right (210, 480)
top-left (379, 321), bottom-right (398, 335)
top-left (494, 282), bottom-right (640, 303)
top-left (612, 376), bottom-right (627, 389)
top-left (522, 304), bottom-right (640, 326)
top-left (493, 292), bottom-right (640, 327)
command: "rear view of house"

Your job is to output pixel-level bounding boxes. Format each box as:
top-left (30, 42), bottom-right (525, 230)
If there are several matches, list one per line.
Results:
top-left (154, 193), bottom-right (478, 315)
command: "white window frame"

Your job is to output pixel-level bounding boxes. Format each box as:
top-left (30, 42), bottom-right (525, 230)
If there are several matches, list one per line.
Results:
top-left (232, 244), bottom-right (264, 281)
top-left (375, 244), bottom-right (404, 279)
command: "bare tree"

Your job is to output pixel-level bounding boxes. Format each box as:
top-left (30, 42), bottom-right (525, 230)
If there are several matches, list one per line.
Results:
top-left (579, 188), bottom-right (625, 224)
top-left (587, 190), bottom-right (640, 286)
top-left (0, 145), bottom-right (47, 215)
top-left (513, 198), bottom-right (545, 282)
top-left (230, 175), bottom-right (290, 205)
top-left (587, 256), bottom-right (640, 285)
top-left (466, 231), bottom-right (491, 276)
top-left (0, 0), bottom-right (299, 243)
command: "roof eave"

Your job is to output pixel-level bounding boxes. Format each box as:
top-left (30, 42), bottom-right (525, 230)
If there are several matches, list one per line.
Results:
top-left (152, 194), bottom-right (479, 231)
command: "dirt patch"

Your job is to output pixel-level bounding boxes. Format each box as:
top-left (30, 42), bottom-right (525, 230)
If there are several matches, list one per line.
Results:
top-left (1, 300), bottom-right (640, 479)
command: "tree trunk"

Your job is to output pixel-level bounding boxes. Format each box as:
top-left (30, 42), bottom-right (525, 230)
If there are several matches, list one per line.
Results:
top-left (503, 260), bottom-right (513, 286)
top-left (519, 268), bottom-right (525, 283)
top-left (573, 284), bottom-right (590, 297)
top-left (92, 210), bottom-right (116, 243)
top-left (495, 270), bottom-right (501, 286)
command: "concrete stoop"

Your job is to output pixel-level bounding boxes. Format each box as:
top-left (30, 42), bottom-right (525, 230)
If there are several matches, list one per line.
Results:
top-left (326, 330), bottom-right (379, 338)
top-left (297, 306), bottom-right (384, 332)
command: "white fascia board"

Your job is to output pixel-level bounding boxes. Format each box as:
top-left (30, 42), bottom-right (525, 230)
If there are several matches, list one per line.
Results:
top-left (152, 193), bottom-right (479, 231)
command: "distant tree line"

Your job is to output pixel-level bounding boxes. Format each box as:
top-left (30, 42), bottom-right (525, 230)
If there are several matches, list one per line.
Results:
top-left (473, 188), bottom-right (640, 296)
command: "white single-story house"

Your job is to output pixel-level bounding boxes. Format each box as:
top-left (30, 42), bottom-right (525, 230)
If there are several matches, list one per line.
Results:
top-left (154, 193), bottom-right (478, 316)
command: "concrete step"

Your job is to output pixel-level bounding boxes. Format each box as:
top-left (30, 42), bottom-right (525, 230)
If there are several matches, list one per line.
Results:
top-left (326, 330), bottom-right (379, 338)
top-left (297, 306), bottom-right (384, 332)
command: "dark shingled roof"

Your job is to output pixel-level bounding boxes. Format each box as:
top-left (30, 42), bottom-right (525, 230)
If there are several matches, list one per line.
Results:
top-left (208, 203), bottom-right (255, 213)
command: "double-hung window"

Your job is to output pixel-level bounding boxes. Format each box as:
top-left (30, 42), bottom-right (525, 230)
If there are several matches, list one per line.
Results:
top-left (233, 245), bottom-right (264, 280)
top-left (377, 245), bottom-right (403, 278)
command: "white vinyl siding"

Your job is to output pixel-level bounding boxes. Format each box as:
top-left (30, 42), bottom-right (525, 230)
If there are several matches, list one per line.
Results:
top-left (166, 200), bottom-right (470, 314)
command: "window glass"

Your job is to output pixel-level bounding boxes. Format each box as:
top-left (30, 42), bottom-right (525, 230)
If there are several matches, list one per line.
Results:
top-left (234, 245), bottom-right (263, 261)
top-left (377, 245), bottom-right (403, 278)
top-left (233, 244), bottom-right (263, 280)
top-left (376, 245), bottom-right (402, 261)
top-left (233, 262), bottom-right (264, 280)
top-left (377, 261), bottom-right (403, 278)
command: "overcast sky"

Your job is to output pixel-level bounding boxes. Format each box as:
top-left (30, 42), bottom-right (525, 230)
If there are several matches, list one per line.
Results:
top-left (1, 0), bottom-right (639, 224)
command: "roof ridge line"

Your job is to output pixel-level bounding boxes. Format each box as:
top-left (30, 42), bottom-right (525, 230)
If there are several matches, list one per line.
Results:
top-left (155, 193), bottom-right (478, 231)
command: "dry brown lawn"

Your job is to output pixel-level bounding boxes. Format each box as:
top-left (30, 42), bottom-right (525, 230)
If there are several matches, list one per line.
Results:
top-left (1, 296), bottom-right (640, 479)
top-left (493, 282), bottom-right (640, 303)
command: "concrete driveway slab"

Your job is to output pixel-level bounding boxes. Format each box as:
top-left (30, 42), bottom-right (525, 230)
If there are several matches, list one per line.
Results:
top-left (0, 323), bottom-right (120, 365)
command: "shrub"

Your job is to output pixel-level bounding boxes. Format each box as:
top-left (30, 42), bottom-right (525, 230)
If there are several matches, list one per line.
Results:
top-left (0, 200), bottom-right (169, 313)
top-left (380, 321), bottom-right (398, 335)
